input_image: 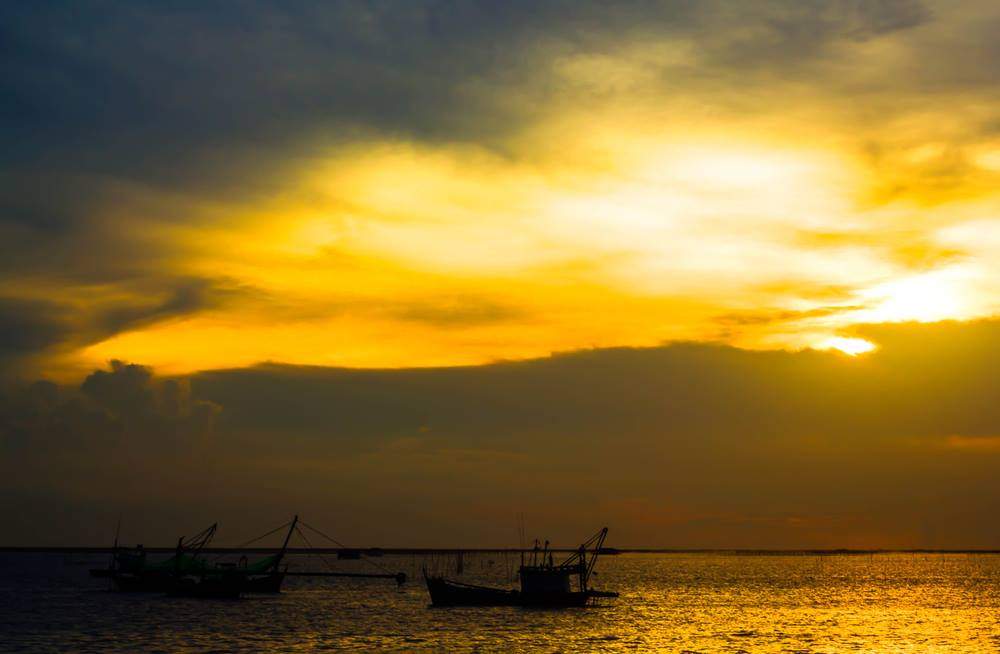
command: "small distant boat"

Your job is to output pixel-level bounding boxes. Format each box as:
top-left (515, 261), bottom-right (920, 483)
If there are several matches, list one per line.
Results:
top-left (425, 528), bottom-right (619, 608)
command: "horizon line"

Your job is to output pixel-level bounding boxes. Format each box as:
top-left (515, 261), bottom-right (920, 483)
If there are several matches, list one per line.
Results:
top-left (3, 546), bottom-right (999, 555)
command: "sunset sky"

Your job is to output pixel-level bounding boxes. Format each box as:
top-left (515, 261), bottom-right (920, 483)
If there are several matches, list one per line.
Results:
top-left (1, 1), bottom-right (999, 548)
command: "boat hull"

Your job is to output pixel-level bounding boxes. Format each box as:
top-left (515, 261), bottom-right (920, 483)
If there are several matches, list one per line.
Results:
top-left (243, 572), bottom-right (285, 593)
top-left (111, 569), bottom-right (283, 595)
top-left (426, 576), bottom-right (521, 606)
top-left (167, 571), bottom-right (245, 599)
top-left (111, 572), bottom-right (176, 592)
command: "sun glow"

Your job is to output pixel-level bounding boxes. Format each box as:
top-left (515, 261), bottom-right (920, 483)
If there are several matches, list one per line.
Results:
top-left (43, 130), bottom-right (999, 378)
top-left (858, 268), bottom-right (972, 323)
top-left (819, 337), bottom-right (877, 356)
top-left (661, 146), bottom-right (831, 190)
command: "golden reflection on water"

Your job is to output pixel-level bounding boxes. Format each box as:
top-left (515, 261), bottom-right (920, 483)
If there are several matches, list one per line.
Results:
top-left (606, 553), bottom-right (1000, 653)
top-left (5, 552), bottom-right (1000, 652)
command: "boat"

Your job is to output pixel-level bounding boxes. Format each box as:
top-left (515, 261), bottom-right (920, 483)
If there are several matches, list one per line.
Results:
top-left (167, 568), bottom-right (245, 599)
top-left (89, 517), bottom-right (128, 579)
top-left (163, 516), bottom-right (300, 597)
top-left (232, 515), bottom-right (298, 593)
top-left (424, 527), bottom-right (619, 607)
top-left (95, 514), bottom-right (408, 596)
top-left (110, 523), bottom-right (218, 592)
top-left (101, 516), bottom-right (298, 596)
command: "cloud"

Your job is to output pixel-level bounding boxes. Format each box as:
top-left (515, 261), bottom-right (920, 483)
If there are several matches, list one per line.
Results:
top-left (0, 360), bottom-right (222, 543)
top-left (92, 277), bottom-right (238, 336)
top-left (2, 359), bottom-right (220, 453)
top-left (0, 277), bottom-right (245, 379)
top-left (0, 298), bottom-right (72, 355)
top-left (0, 3), bottom-right (997, 555)
top-left (0, 0), bottom-right (940, 201)
top-left (0, 297), bottom-right (74, 377)
top-left (679, 0), bottom-right (929, 74)
top-left (388, 296), bottom-right (526, 327)
top-left (3, 319), bottom-right (997, 547)
top-left (1, 0), bottom-right (997, 377)
top-left (712, 305), bottom-right (863, 328)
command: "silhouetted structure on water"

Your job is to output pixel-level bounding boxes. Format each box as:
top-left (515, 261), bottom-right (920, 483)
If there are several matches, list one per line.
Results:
top-left (424, 527), bottom-right (619, 607)
top-left (91, 515), bottom-right (405, 598)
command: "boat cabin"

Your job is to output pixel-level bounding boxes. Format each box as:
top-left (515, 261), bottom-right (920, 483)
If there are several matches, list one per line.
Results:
top-left (519, 566), bottom-right (574, 593)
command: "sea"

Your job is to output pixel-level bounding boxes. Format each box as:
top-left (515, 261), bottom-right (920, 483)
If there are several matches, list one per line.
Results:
top-left (2, 551), bottom-right (999, 652)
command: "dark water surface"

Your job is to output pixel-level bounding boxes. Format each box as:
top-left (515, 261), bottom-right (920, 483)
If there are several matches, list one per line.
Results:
top-left (2, 551), bottom-right (1000, 652)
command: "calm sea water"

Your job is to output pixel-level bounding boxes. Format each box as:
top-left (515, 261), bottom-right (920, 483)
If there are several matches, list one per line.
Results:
top-left (2, 551), bottom-right (1000, 652)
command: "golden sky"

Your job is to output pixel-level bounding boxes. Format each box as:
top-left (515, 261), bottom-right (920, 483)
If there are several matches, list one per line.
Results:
top-left (1, 0), bottom-right (998, 378)
top-left (82, 130), bottom-right (999, 373)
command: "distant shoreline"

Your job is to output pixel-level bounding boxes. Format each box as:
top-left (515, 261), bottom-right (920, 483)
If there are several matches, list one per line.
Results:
top-left (2, 547), bottom-right (999, 555)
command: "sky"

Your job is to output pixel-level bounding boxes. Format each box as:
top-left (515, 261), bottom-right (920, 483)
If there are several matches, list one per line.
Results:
top-left (1, 0), bottom-right (999, 548)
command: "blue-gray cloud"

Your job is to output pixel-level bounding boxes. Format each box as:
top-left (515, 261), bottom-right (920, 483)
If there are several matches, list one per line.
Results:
top-left (1, 0), bottom-right (936, 207)
top-left (0, 277), bottom-right (244, 378)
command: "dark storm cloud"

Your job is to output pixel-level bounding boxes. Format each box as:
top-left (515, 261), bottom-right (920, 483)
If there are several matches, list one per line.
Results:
top-left (3, 319), bottom-right (995, 547)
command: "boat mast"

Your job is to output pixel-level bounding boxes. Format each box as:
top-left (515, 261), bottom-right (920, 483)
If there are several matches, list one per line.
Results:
top-left (272, 515), bottom-right (298, 573)
top-left (584, 527), bottom-right (609, 589)
top-left (108, 515), bottom-right (121, 572)
top-left (174, 536), bottom-right (184, 576)
top-left (551, 527), bottom-right (609, 592)
top-left (177, 522), bottom-right (218, 573)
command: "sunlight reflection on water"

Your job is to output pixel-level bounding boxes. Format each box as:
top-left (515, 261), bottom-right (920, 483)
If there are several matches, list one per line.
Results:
top-left (2, 552), bottom-right (999, 652)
